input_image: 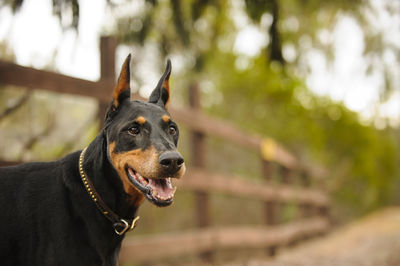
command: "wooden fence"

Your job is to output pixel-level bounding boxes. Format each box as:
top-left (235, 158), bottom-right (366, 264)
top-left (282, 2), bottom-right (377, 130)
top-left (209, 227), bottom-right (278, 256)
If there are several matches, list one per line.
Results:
top-left (0, 36), bottom-right (330, 264)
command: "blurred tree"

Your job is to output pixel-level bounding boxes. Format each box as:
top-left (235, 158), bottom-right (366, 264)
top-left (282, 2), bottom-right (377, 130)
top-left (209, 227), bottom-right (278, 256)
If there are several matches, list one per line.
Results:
top-left (2, 0), bottom-right (80, 30)
top-left (3, 0), bottom-right (397, 98)
top-left (113, 0), bottom-right (229, 72)
top-left (204, 52), bottom-right (398, 220)
top-left (244, 0), bottom-right (284, 64)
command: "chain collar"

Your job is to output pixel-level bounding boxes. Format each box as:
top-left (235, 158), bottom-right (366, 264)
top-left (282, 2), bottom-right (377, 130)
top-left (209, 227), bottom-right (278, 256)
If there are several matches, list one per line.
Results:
top-left (79, 147), bottom-right (139, 235)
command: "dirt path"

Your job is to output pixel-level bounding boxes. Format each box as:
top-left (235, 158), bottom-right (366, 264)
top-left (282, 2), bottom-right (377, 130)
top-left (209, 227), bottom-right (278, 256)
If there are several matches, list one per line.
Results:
top-left (230, 207), bottom-right (400, 266)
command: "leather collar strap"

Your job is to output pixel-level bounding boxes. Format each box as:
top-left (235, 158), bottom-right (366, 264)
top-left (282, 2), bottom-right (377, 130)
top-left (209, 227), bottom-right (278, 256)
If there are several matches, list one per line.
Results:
top-left (79, 147), bottom-right (139, 235)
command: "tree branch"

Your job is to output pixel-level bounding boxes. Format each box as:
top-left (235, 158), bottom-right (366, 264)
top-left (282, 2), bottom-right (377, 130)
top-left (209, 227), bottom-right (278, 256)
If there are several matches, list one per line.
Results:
top-left (268, 0), bottom-right (285, 65)
top-left (21, 115), bottom-right (56, 153)
top-left (0, 91), bottom-right (32, 122)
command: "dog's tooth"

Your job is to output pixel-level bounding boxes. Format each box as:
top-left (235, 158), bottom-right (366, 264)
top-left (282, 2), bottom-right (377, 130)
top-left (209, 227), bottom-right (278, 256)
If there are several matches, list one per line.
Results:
top-left (166, 178), bottom-right (172, 189)
top-left (139, 175), bottom-right (148, 184)
top-left (137, 175), bottom-right (142, 181)
top-left (138, 176), bottom-right (146, 184)
top-left (128, 168), bottom-right (135, 177)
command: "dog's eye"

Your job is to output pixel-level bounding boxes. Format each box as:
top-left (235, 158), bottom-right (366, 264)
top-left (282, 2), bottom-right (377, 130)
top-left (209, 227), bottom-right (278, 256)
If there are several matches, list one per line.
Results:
top-left (169, 125), bottom-right (177, 136)
top-left (128, 126), bottom-right (140, 136)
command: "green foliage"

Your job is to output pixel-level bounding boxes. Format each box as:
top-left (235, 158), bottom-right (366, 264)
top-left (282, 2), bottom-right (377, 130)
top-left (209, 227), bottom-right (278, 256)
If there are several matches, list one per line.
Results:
top-left (245, 0), bottom-right (271, 22)
top-left (203, 49), bottom-right (399, 220)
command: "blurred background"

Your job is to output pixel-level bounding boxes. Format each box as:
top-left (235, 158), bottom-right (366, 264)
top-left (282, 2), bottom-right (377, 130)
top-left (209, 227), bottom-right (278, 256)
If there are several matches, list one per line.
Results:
top-left (0, 0), bottom-right (399, 265)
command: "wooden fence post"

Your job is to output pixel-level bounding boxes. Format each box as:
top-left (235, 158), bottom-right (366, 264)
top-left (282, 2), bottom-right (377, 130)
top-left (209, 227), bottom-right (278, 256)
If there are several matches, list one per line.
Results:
top-left (98, 36), bottom-right (117, 127)
top-left (280, 166), bottom-right (299, 246)
top-left (280, 166), bottom-right (291, 184)
top-left (262, 160), bottom-right (278, 256)
top-left (279, 165), bottom-right (291, 223)
top-left (299, 172), bottom-right (313, 218)
top-left (189, 83), bottom-right (212, 262)
top-left (260, 138), bottom-right (280, 256)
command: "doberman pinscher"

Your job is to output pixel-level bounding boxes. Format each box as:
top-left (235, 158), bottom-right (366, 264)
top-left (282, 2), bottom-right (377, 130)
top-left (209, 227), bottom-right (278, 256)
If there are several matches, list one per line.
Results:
top-left (0, 55), bottom-right (185, 266)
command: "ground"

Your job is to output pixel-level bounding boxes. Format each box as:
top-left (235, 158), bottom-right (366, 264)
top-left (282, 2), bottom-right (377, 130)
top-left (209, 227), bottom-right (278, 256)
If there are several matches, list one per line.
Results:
top-left (227, 207), bottom-right (400, 266)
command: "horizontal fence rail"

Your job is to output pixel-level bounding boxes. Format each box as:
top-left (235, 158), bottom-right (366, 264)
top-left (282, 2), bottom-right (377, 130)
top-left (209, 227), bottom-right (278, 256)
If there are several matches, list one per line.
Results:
top-left (0, 60), bottom-right (111, 102)
top-left (180, 168), bottom-right (329, 207)
top-left (119, 217), bottom-right (330, 263)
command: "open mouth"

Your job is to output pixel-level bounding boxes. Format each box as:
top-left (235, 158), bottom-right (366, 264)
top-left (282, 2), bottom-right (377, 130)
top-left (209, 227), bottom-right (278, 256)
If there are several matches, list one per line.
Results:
top-left (126, 167), bottom-right (176, 207)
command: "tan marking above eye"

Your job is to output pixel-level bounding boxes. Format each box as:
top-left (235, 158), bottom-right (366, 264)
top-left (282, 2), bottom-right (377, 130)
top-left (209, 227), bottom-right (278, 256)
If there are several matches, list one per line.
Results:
top-left (162, 115), bottom-right (170, 123)
top-left (136, 116), bottom-right (146, 125)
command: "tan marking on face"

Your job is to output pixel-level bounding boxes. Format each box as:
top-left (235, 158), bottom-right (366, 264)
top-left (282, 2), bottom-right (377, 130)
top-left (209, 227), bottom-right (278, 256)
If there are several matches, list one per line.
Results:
top-left (108, 141), bottom-right (186, 206)
top-left (136, 116), bottom-right (146, 125)
top-left (108, 142), bottom-right (162, 205)
top-left (176, 163), bottom-right (186, 179)
top-left (162, 115), bottom-right (170, 123)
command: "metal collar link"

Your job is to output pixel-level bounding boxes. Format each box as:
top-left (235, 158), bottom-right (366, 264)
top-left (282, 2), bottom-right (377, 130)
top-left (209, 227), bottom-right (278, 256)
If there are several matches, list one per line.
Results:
top-left (114, 216), bottom-right (140, 235)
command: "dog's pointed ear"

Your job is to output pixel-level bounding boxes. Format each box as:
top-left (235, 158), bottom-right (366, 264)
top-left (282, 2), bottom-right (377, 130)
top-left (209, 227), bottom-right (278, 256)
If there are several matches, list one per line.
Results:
top-left (149, 59), bottom-right (171, 109)
top-left (112, 54), bottom-right (131, 109)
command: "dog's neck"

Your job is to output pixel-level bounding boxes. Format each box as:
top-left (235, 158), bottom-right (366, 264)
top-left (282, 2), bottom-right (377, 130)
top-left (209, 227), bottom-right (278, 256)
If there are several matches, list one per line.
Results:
top-left (82, 131), bottom-right (141, 223)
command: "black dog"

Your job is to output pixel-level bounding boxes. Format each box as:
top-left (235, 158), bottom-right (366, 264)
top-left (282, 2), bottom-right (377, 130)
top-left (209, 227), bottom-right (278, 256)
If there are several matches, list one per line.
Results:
top-left (0, 55), bottom-right (185, 266)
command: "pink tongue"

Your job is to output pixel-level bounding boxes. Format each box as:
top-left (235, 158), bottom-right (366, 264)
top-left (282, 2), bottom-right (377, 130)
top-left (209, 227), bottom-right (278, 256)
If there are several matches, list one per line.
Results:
top-left (148, 179), bottom-right (175, 199)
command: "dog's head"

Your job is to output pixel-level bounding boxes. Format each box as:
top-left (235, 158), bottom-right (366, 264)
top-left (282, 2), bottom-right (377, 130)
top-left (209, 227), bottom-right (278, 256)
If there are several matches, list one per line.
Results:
top-left (104, 55), bottom-right (185, 207)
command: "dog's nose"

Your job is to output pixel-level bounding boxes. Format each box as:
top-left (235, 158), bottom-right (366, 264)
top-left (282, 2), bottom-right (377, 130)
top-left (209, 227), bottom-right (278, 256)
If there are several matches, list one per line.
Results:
top-left (159, 151), bottom-right (184, 174)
